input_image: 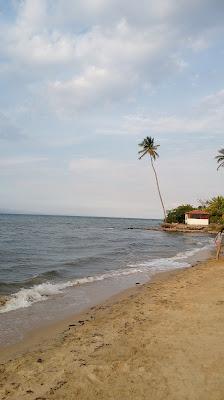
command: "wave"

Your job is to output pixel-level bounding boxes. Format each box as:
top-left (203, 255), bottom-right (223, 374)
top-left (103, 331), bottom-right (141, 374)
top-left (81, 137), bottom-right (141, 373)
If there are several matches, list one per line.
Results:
top-left (127, 241), bottom-right (213, 269)
top-left (0, 281), bottom-right (22, 294)
top-left (0, 270), bottom-right (62, 294)
top-left (0, 269), bottom-right (143, 313)
top-left (0, 241), bottom-right (213, 314)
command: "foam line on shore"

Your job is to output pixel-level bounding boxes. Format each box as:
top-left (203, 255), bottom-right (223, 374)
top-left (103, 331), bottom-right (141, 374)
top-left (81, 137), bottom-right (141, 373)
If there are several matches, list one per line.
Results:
top-left (0, 241), bottom-right (213, 314)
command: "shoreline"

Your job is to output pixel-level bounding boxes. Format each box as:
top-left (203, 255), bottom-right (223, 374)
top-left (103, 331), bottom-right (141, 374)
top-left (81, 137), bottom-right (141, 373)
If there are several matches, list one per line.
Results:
top-left (1, 257), bottom-right (224, 399)
top-left (0, 242), bottom-right (212, 349)
top-left (0, 265), bottom-right (189, 362)
top-left (129, 225), bottom-right (219, 234)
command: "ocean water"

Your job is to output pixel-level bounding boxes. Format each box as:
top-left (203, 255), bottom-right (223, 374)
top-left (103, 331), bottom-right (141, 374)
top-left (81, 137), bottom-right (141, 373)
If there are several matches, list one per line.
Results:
top-left (0, 214), bottom-right (214, 345)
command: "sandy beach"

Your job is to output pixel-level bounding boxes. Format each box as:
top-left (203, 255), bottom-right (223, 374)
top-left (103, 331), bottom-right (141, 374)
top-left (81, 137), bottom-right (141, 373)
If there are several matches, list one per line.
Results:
top-left (0, 258), bottom-right (224, 400)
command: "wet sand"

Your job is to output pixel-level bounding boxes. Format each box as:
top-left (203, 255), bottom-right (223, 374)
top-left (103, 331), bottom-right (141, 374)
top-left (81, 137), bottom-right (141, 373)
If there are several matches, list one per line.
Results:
top-left (0, 259), bottom-right (224, 400)
top-left (0, 296), bottom-right (8, 307)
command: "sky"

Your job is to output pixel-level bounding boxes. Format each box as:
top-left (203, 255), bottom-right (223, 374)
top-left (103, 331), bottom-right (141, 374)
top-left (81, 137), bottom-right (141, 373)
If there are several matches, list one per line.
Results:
top-left (0, 0), bottom-right (224, 219)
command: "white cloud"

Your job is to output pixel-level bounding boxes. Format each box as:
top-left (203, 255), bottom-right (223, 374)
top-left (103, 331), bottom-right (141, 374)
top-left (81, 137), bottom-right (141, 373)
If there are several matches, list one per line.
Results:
top-left (97, 88), bottom-right (224, 136)
top-left (122, 113), bottom-right (212, 135)
top-left (1, 0), bottom-right (222, 110)
top-left (2, 0), bottom-right (223, 69)
top-left (0, 1), bottom-right (76, 66)
top-left (17, 0), bottom-right (47, 32)
top-left (47, 63), bottom-right (137, 112)
top-left (4, 27), bottom-right (76, 66)
top-left (15, 33), bottom-right (75, 65)
top-left (52, 0), bottom-right (224, 32)
top-left (43, 17), bottom-right (186, 112)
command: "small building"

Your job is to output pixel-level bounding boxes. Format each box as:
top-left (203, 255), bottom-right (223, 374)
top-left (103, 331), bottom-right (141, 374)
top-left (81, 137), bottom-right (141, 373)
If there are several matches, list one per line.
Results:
top-left (185, 210), bottom-right (210, 226)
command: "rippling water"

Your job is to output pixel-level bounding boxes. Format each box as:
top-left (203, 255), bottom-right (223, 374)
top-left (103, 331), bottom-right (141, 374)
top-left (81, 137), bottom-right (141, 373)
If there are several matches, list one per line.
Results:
top-left (0, 214), bottom-right (214, 315)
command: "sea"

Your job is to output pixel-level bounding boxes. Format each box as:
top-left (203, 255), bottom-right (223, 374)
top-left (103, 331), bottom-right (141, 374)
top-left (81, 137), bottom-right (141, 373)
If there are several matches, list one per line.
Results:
top-left (0, 214), bottom-right (214, 346)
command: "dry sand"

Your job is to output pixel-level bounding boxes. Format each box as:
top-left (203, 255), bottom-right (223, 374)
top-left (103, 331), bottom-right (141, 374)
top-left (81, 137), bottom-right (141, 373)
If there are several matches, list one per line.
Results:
top-left (0, 259), bottom-right (224, 400)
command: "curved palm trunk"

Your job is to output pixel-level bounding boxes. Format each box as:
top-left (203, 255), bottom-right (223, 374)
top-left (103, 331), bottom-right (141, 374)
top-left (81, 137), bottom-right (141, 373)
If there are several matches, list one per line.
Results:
top-left (150, 156), bottom-right (167, 221)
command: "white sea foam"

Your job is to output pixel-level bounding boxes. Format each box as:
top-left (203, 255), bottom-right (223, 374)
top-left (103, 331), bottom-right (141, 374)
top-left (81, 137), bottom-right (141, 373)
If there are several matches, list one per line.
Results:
top-left (0, 268), bottom-right (143, 313)
top-left (0, 241), bottom-right (213, 314)
top-left (0, 281), bottom-right (74, 313)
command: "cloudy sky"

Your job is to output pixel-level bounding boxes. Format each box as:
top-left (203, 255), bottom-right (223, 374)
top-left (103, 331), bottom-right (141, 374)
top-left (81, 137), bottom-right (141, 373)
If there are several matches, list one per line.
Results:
top-left (0, 0), bottom-right (224, 218)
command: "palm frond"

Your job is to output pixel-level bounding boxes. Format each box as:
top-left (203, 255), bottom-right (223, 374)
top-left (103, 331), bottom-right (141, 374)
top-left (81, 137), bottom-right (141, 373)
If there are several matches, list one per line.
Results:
top-left (138, 136), bottom-right (160, 161)
top-left (151, 151), bottom-right (159, 160)
top-left (216, 157), bottom-right (224, 163)
top-left (138, 150), bottom-right (148, 160)
top-left (216, 148), bottom-right (224, 170)
top-left (217, 161), bottom-right (224, 170)
top-left (138, 149), bottom-right (147, 154)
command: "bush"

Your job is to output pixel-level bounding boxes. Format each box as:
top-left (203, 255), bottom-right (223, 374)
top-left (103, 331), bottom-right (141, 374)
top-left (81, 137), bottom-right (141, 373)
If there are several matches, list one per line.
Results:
top-left (166, 196), bottom-right (224, 225)
top-left (166, 204), bottom-right (194, 224)
top-left (205, 196), bottom-right (224, 224)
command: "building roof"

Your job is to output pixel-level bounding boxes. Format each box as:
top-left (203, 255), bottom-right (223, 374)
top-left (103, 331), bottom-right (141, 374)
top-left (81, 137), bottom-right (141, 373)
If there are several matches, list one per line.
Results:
top-left (186, 210), bottom-right (209, 216)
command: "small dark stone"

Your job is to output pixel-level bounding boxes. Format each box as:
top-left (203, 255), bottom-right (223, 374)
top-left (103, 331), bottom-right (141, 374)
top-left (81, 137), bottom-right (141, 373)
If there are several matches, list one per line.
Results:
top-left (135, 282), bottom-right (140, 285)
top-left (35, 397), bottom-right (47, 400)
top-left (69, 324), bottom-right (76, 327)
top-left (26, 389), bottom-right (34, 393)
top-left (37, 358), bottom-right (43, 363)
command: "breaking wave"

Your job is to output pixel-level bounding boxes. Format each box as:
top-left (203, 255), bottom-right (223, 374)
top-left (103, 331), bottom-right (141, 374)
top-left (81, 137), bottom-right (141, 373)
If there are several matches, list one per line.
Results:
top-left (0, 241), bottom-right (213, 314)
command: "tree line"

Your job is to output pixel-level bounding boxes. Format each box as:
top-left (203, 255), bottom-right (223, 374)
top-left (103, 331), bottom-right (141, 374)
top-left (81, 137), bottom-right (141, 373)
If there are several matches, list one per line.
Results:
top-left (166, 197), bottom-right (224, 224)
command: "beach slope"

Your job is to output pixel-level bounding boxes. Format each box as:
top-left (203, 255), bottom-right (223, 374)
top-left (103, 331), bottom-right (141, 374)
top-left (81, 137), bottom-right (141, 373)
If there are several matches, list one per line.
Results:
top-left (1, 259), bottom-right (224, 400)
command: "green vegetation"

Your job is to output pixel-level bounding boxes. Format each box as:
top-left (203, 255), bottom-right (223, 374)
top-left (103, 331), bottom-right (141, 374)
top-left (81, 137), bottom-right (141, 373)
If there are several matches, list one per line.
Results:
top-left (166, 204), bottom-right (194, 223)
top-left (166, 196), bottom-right (224, 224)
top-left (202, 196), bottom-right (224, 223)
top-left (138, 136), bottom-right (167, 221)
top-left (215, 149), bottom-right (224, 170)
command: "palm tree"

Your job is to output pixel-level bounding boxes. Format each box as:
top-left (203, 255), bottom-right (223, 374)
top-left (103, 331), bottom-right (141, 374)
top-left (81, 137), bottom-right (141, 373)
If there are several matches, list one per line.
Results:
top-left (216, 149), bottom-right (224, 170)
top-left (138, 136), bottom-right (167, 221)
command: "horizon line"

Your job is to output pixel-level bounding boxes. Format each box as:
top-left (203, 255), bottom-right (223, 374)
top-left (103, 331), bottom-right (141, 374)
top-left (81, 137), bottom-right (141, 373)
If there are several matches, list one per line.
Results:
top-left (0, 211), bottom-right (162, 221)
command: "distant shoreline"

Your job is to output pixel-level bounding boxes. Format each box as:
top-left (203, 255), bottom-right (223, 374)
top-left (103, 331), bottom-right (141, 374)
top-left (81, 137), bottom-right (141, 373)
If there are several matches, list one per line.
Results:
top-left (128, 223), bottom-right (219, 234)
top-left (0, 212), bottom-right (162, 221)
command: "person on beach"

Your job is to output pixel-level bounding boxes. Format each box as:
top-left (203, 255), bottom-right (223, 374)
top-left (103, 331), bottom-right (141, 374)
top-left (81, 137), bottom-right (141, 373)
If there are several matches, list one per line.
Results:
top-left (215, 228), bottom-right (224, 260)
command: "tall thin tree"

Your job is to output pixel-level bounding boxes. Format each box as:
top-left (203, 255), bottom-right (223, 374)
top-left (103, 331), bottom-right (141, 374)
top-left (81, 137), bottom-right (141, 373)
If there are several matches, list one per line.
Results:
top-left (215, 149), bottom-right (224, 170)
top-left (138, 136), bottom-right (167, 221)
